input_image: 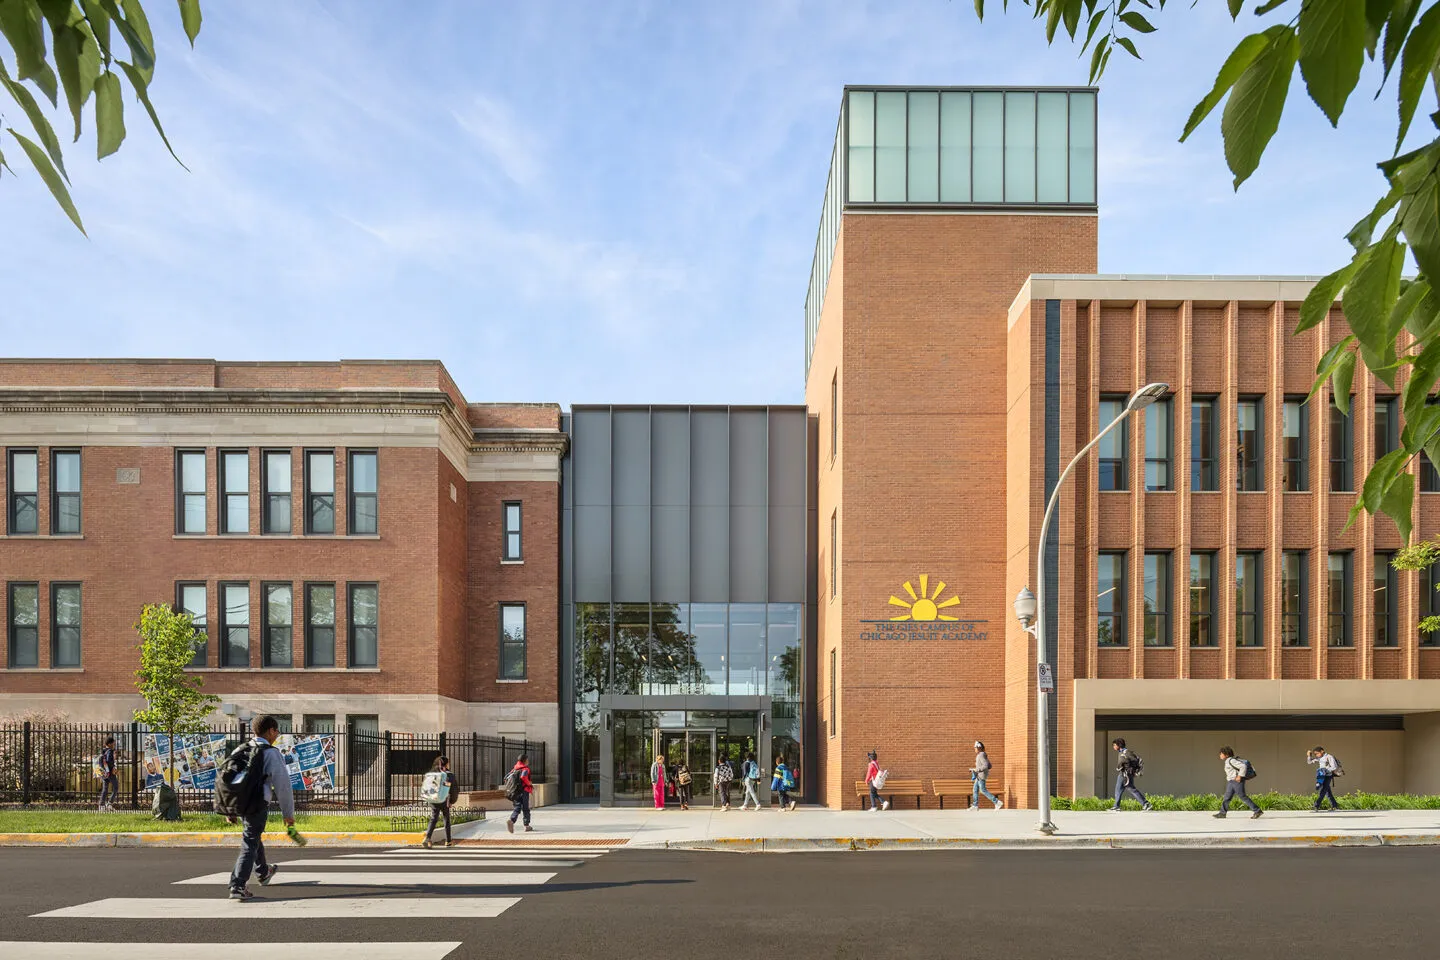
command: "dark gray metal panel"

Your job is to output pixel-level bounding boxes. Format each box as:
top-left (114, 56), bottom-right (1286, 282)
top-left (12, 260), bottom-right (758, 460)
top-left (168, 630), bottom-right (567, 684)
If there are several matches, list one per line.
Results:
top-left (729, 410), bottom-right (769, 507)
top-left (768, 506), bottom-right (807, 602)
top-left (768, 410), bottom-right (807, 507)
top-left (574, 505), bottom-right (612, 601)
top-left (651, 505), bottom-right (690, 601)
top-left (730, 506), bottom-right (768, 602)
top-left (691, 506), bottom-right (729, 602)
top-left (572, 408), bottom-right (612, 507)
top-left (769, 409), bottom-right (809, 603)
top-left (612, 505), bottom-right (650, 600)
top-left (690, 410), bottom-right (730, 507)
top-left (650, 409), bottom-right (691, 507)
top-left (611, 409), bottom-right (651, 507)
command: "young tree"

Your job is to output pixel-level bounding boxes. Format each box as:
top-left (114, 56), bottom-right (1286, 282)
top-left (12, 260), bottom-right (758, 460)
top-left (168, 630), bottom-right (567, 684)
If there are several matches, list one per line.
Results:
top-left (133, 602), bottom-right (219, 806)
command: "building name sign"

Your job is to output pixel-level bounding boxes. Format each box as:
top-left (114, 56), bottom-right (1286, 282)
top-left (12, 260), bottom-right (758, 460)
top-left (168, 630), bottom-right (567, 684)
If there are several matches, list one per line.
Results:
top-left (861, 573), bottom-right (989, 641)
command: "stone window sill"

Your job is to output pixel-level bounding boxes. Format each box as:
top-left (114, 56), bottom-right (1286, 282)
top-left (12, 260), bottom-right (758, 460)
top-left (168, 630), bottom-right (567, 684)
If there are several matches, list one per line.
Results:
top-left (173, 534), bottom-right (381, 540)
top-left (501, 559), bottom-right (525, 565)
top-left (2, 667), bottom-right (84, 672)
top-left (0, 534), bottom-right (84, 540)
top-left (496, 678), bottom-right (529, 684)
top-left (183, 667), bottom-right (381, 673)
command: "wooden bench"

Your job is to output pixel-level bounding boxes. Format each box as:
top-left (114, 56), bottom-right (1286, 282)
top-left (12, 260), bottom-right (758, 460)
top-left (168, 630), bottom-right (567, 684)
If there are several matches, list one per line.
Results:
top-left (854, 779), bottom-right (925, 810)
top-left (931, 779), bottom-right (1006, 809)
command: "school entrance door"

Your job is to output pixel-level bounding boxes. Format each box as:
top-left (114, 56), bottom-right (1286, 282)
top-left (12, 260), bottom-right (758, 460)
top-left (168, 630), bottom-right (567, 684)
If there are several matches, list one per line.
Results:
top-left (656, 728), bottom-right (714, 803)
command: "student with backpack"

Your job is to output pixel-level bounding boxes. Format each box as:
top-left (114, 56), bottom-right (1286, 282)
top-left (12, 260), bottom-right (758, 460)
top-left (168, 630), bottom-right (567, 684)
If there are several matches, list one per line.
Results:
top-left (421, 755), bottom-right (456, 848)
top-left (1108, 738), bottom-right (1152, 811)
top-left (969, 740), bottom-right (1003, 810)
top-left (96, 735), bottom-right (118, 812)
top-left (773, 755), bottom-right (798, 811)
top-left (1307, 746), bottom-right (1342, 812)
top-left (675, 760), bottom-right (693, 810)
top-left (504, 753), bottom-right (534, 832)
top-left (713, 756), bottom-right (735, 810)
top-left (739, 752), bottom-right (762, 810)
top-left (1213, 746), bottom-right (1263, 819)
top-left (218, 715), bottom-right (295, 901)
top-left (865, 751), bottom-right (888, 811)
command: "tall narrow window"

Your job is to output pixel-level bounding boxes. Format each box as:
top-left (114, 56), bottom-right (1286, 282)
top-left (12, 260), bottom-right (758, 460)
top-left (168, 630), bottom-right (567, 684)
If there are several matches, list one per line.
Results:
top-left (1375, 397), bottom-right (1398, 462)
top-left (1143, 552), bottom-right (1171, 645)
top-left (262, 450), bottom-right (292, 535)
top-left (1237, 399), bottom-right (1263, 491)
top-left (51, 450), bottom-right (81, 534)
top-left (348, 451), bottom-right (377, 535)
top-left (219, 582), bottom-right (249, 668)
top-left (1330, 398), bottom-right (1353, 492)
top-left (220, 450), bottom-right (249, 535)
top-left (830, 511), bottom-right (838, 598)
top-left (1424, 448), bottom-right (1440, 492)
top-left (303, 714), bottom-right (336, 734)
top-left (1189, 552), bottom-right (1215, 647)
top-left (263, 583), bottom-right (292, 667)
top-left (1191, 398), bottom-right (1218, 491)
top-left (178, 582), bottom-right (208, 667)
top-left (350, 583), bottom-right (379, 668)
top-left (1236, 552), bottom-right (1262, 646)
top-left (1282, 552), bottom-right (1307, 647)
top-left (502, 502), bottom-right (522, 561)
top-left (1282, 398), bottom-right (1308, 491)
top-left (7, 583), bottom-right (38, 668)
top-left (1097, 551), bottom-right (1126, 646)
top-left (1328, 553), bottom-right (1352, 647)
top-left (304, 451), bottom-right (335, 534)
top-left (1098, 397), bottom-right (1127, 491)
top-left (1374, 552), bottom-right (1397, 647)
top-left (51, 583), bottom-right (81, 667)
top-left (499, 602), bottom-right (525, 679)
top-left (828, 648), bottom-right (837, 735)
top-left (176, 450), bottom-right (207, 534)
top-left (1144, 398), bottom-right (1172, 491)
top-left (305, 584), bottom-right (336, 667)
top-left (7, 450), bottom-right (38, 534)
top-left (1422, 561), bottom-right (1440, 646)
top-left (830, 372), bottom-right (838, 462)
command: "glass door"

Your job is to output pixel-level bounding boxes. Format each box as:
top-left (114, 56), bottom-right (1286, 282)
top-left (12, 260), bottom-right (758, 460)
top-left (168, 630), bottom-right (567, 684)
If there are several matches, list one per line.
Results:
top-left (688, 729), bottom-right (715, 801)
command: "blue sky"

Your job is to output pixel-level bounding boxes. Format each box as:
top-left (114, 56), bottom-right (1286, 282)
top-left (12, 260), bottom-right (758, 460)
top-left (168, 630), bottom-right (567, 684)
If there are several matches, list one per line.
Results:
top-left (0, 1), bottom-right (1401, 407)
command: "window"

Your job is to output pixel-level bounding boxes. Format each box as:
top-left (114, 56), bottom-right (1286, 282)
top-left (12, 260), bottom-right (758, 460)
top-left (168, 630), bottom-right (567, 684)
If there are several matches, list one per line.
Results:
top-left (502, 502), bottom-right (522, 561)
top-left (51, 450), bottom-right (81, 534)
top-left (1237, 399), bottom-right (1263, 491)
top-left (1236, 552), bottom-right (1262, 647)
top-left (7, 583), bottom-right (38, 667)
top-left (1424, 448), bottom-right (1440, 492)
top-left (828, 648), bottom-right (837, 736)
top-left (1374, 553), bottom-right (1397, 647)
top-left (1098, 396), bottom-right (1127, 491)
top-left (348, 451), bottom-right (377, 535)
top-left (304, 451), bottom-right (335, 534)
top-left (1282, 399), bottom-right (1308, 492)
top-left (219, 582), bottom-right (250, 668)
top-left (176, 450), bottom-right (206, 534)
top-left (1422, 561), bottom-right (1440, 646)
top-left (1190, 398), bottom-right (1218, 491)
top-left (1144, 398), bottom-right (1172, 491)
top-left (178, 582), bottom-right (208, 667)
top-left (7, 450), bottom-right (38, 534)
top-left (830, 511), bottom-right (838, 598)
top-left (830, 372), bottom-right (838, 462)
top-left (1282, 552), bottom-right (1307, 647)
top-left (1189, 552), bottom-right (1215, 647)
top-left (1328, 553), bottom-right (1352, 647)
top-left (1330, 398), bottom-right (1353, 492)
top-left (220, 450), bottom-right (249, 534)
top-left (350, 583), bottom-right (378, 668)
top-left (1375, 396), bottom-right (1398, 463)
top-left (1097, 552), bottom-right (1126, 646)
top-left (302, 714), bottom-right (336, 735)
top-left (305, 583), bottom-right (336, 667)
top-left (499, 602), bottom-right (525, 679)
top-left (1143, 552), bottom-right (1170, 645)
top-left (51, 583), bottom-right (81, 667)
top-left (262, 583), bottom-right (292, 667)
top-left (262, 450), bottom-right (292, 535)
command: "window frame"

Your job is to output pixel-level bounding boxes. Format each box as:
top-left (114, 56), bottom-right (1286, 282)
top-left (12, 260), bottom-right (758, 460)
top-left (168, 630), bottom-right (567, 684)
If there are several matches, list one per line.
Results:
top-left (304, 582), bottom-right (337, 668)
top-left (1328, 552), bottom-right (1353, 647)
top-left (1190, 397), bottom-right (1218, 492)
top-left (1423, 560), bottom-right (1440, 646)
top-left (1189, 551), bottom-right (1215, 648)
top-left (218, 449), bottom-right (250, 536)
top-left (828, 647), bottom-right (838, 737)
top-left (49, 582), bottom-right (81, 668)
top-left (1374, 396), bottom-right (1399, 464)
top-left (50, 449), bottom-right (81, 535)
top-left (217, 581), bottom-right (250, 668)
top-left (1098, 395), bottom-right (1128, 491)
top-left (261, 449), bottom-right (292, 536)
top-left (1235, 551), bottom-right (1263, 647)
top-left (1329, 398), bottom-right (1354, 492)
top-left (175, 449), bottom-right (207, 535)
top-left (502, 501), bottom-right (523, 561)
top-left (7, 449), bottom-right (39, 535)
top-left (1374, 552), bottom-right (1397, 648)
top-left (830, 372), bottom-right (839, 463)
top-left (1143, 397), bottom-right (1173, 492)
top-left (303, 449), bottom-right (336, 536)
top-left (7, 581), bottom-right (39, 668)
top-left (1097, 550), bottom-right (1127, 647)
top-left (1143, 551), bottom-right (1171, 646)
top-left (302, 714), bottom-right (336, 735)
top-left (1281, 551), bottom-right (1308, 647)
top-left (830, 511), bottom-right (838, 599)
top-left (498, 601), bottom-right (526, 679)
top-left (347, 450), bottom-right (378, 537)
top-left (1236, 397), bottom-right (1264, 492)
top-left (348, 582), bottom-right (379, 668)
top-left (1281, 397), bottom-right (1308, 492)
top-left (262, 581), bottom-right (293, 668)
top-left (177, 581), bottom-right (208, 668)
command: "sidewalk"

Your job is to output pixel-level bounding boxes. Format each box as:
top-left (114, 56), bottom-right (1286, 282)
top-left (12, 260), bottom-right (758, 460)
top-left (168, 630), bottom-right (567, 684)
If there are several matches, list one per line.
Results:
top-left (454, 806), bottom-right (1440, 851)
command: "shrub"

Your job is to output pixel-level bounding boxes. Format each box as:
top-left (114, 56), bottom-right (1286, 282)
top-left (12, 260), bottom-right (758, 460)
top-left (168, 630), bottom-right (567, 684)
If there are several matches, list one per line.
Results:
top-left (1054, 791), bottom-right (1440, 811)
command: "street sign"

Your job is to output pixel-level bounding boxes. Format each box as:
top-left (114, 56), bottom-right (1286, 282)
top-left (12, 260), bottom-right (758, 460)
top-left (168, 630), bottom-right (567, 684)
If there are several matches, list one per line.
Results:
top-left (1037, 662), bottom-right (1055, 694)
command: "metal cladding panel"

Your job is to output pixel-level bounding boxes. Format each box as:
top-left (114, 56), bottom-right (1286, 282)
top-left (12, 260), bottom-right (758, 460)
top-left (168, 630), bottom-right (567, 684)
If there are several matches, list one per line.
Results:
top-left (573, 505), bottom-right (612, 601)
top-left (613, 505), bottom-right (650, 600)
top-left (729, 411), bottom-right (769, 507)
top-left (690, 410), bottom-right (730, 507)
top-left (730, 506), bottom-right (768, 602)
top-left (769, 506), bottom-right (806, 602)
top-left (768, 410), bottom-right (808, 507)
top-left (611, 409), bottom-right (651, 507)
top-left (651, 410), bottom-right (691, 507)
top-left (691, 506), bottom-right (729, 603)
top-left (571, 409), bottom-right (612, 506)
top-left (651, 505), bottom-right (690, 601)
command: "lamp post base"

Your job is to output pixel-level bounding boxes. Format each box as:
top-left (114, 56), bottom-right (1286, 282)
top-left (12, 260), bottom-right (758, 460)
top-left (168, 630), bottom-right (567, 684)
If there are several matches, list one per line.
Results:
top-left (1036, 820), bottom-right (1058, 836)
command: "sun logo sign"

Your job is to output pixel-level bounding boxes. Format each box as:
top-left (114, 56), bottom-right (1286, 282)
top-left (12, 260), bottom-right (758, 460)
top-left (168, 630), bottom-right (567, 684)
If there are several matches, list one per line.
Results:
top-left (888, 575), bottom-right (960, 622)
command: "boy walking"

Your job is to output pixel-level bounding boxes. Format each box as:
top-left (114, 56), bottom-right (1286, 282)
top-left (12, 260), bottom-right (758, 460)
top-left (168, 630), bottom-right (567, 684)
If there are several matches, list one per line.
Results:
top-left (97, 735), bottom-right (118, 812)
top-left (714, 756), bottom-right (735, 810)
top-left (739, 752), bottom-right (762, 810)
top-left (505, 753), bottom-right (534, 833)
top-left (969, 740), bottom-right (1003, 809)
top-left (1213, 746), bottom-right (1262, 819)
top-left (227, 715), bottom-right (295, 901)
top-left (1109, 738), bottom-right (1151, 811)
top-left (1307, 746), bottom-right (1341, 811)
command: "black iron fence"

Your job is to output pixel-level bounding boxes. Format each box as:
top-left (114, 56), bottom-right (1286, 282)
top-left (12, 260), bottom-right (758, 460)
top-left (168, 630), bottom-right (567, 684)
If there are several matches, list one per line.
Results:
top-left (0, 721), bottom-right (547, 811)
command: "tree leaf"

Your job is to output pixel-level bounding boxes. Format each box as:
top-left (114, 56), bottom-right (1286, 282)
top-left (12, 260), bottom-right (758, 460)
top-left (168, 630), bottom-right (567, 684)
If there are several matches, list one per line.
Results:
top-left (1084, 8), bottom-right (1106, 49)
top-left (98, 0), bottom-right (153, 78)
top-left (1309, 335), bottom-right (1356, 404)
top-left (1180, 31), bottom-right (1270, 142)
top-left (1398, 160), bottom-right (1440, 283)
top-left (1299, 262), bottom-right (1355, 331)
top-left (1047, 0), bottom-right (1065, 42)
top-left (1383, 0), bottom-right (1422, 84)
top-left (0, 59), bottom-right (70, 180)
top-left (1256, 0), bottom-right (1292, 12)
top-left (1116, 35), bottom-right (1142, 59)
top-left (1397, 3), bottom-right (1440, 152)
top-left (6, 128), bottom-right (86, 235)
top-left (1120, 10), bottom-right (1156, 32)
top-left (1228, 0), bottom-right (1243, 17)
top-left (1380, 472), bottom-right (1415, 543)
top-left (1364, 0), bottom-right (1391, 53)
top-left (0, 0), bottom-right (47, 82)
top-left (1343, 225), bottom-right (1407, 362)
top-left (177, 0), bottom-right (201, 45)
top-left (51, 23), bottom-right (90, 143)
top-left (1346, 181), bottom-right (1402, 252)
top-left (117, 60), bottom-right (187, 169)
top-left (94, 70), bottom-right (125, 159)
top-left (1063, 0), bottom-right (1082, 39)
top-left (975, 0), bottom-right (984, 21)
top-left (1298, 0), bottom-right (1367, 126)
top-left (82, 0), bottom-right (112, 59)
top-left (1222, 25), bottom-right (1299, 188)
top-left (1364, 448), bottom-right (1409, 513)
top-left (1403, 335), bottom-right (1440, 426)
top-left (1090, 33), bottom-right (1110, 83)
top-left (1333, 349), bottom-right (1358, 413)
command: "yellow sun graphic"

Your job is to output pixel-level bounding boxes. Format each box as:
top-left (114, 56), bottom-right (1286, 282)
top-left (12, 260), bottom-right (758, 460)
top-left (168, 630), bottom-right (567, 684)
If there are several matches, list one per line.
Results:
top-left (888, 575), bottom-right (961, 621)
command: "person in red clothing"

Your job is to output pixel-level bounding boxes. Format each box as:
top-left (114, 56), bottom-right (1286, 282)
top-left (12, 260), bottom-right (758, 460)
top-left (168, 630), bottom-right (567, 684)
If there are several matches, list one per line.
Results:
top-left (506, 753), bottom-right (534, 833)
top-left (865, 751), bottom-right (888, 811)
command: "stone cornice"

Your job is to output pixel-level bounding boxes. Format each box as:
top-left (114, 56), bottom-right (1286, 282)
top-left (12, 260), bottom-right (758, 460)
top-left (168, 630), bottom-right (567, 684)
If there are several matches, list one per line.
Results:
top-left (471, 427), bottom-right (569, 456)
top-left (0, 387), bottom-right (456, 414)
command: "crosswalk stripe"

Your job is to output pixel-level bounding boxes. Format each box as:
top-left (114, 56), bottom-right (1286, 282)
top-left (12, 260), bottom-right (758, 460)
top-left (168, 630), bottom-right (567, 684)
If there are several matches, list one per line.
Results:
top-left (174, 871), bottom-right (556, 887)
top-left (0, 944), bottom-right (462, 959)
top-left (36, 897), bottom-right (520, 919)
top-left (279, 857), bottom-right (586, 868)
top-left (379, 847), bottom-right (611, 854)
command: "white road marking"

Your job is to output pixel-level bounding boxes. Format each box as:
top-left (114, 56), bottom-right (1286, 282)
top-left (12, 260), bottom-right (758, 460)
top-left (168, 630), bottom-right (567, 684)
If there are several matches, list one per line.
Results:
top-left (378, 848), bottom-right (609, 856)
top-left (174, 871), bottom-right (555, 887)
top-left (0, 944), bottom-right (462, 959)
top-left (35, 898), bottom-right (520, 919)
top-left (280, 857), bottom-right (585, 868)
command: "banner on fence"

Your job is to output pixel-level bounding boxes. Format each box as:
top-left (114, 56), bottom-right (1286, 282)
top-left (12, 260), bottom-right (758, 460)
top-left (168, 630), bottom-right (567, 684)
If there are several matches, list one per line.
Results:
top-left (142, 733), bottom-right (337, 792)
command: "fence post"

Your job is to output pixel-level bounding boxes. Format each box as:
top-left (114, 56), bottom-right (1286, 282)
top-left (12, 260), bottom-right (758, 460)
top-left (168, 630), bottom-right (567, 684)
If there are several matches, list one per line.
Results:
top-left (346, 729), bottom-right (355, 811)
top-left (383, 731), bottom-right (393, 808)
top-left (21, 721), bottom-right (31, 806)
top-left (438, 731), bottom-right (447, 761)
top-left (130, 722), bottom-right (140, 810)
top-left (471, 735), bottom-right (478, 791)
top-left (500, 735), bottom-right (507, 776)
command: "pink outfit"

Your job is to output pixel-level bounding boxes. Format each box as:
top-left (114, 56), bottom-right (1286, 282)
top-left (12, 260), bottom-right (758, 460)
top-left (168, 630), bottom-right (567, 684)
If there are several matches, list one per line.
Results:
top-left (652, 763), bottom-right (666, 808)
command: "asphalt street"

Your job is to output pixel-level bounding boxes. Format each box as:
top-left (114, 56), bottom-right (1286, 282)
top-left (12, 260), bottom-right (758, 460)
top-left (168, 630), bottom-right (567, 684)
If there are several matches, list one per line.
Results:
top-left (1, 844), bottom-right (1436, 958)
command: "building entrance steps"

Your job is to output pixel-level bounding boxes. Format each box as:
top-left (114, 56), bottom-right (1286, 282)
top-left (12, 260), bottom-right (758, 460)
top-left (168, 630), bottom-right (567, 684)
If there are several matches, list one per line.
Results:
top-left (450, 807), bottom-right (1440, 850)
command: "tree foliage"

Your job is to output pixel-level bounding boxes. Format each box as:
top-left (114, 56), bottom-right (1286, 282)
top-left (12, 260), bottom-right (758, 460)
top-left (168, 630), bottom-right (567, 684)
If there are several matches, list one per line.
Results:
top-left (133, 602), bottom-right (219, 788)
top-left (0, 0), bottom-right (201, 234)
top-left (977, 0), bottom-right (1440, 547)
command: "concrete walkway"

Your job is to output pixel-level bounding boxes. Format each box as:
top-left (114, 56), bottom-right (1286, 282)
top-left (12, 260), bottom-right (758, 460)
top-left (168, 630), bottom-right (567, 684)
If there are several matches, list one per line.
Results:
top-left (453, 805), bottom-right (1440, 850)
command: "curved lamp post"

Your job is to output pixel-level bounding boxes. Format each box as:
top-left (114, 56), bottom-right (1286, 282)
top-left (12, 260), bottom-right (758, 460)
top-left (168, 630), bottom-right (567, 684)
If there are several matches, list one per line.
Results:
top-left (1014, 382), bottom-right (1169, 835)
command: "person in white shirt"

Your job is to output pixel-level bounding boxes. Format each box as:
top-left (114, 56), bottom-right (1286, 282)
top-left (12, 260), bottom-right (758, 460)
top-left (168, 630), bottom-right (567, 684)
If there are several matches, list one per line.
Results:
top-left (1307, 746), bottom-right (1341, 812)
top-left (1212, 746), bottom-right (1262, 819)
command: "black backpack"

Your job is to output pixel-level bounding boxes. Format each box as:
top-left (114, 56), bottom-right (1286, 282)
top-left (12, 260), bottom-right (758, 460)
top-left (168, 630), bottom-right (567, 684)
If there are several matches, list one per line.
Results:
top-left (503, 766), bottom-right (526, 801)
top-left (1125, 752), bottom-right (1144, 776)
top-left (1243, 760), bottom-right (1258, 781)
top-left (214, 741), bottom-right (269, 818)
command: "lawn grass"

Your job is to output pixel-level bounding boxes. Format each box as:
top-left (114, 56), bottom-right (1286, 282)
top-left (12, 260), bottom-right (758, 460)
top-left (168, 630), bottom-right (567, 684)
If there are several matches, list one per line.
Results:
top-left (0, 811), bottom-right (408, 833)
top-left (1053, 792), bottom-right (1440, 812)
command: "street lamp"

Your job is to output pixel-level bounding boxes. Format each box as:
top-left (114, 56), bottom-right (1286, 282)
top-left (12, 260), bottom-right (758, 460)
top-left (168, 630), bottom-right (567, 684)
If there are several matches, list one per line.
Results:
top-left (1017, 381), bottom-right (1168, 835)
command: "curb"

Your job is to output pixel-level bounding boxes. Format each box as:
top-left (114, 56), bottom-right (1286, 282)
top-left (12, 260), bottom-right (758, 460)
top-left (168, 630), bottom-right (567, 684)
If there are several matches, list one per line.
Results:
top-left (0, 831), bottom-right (424, 848)
top-left (660, 833), bottom-right (1440, 853)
